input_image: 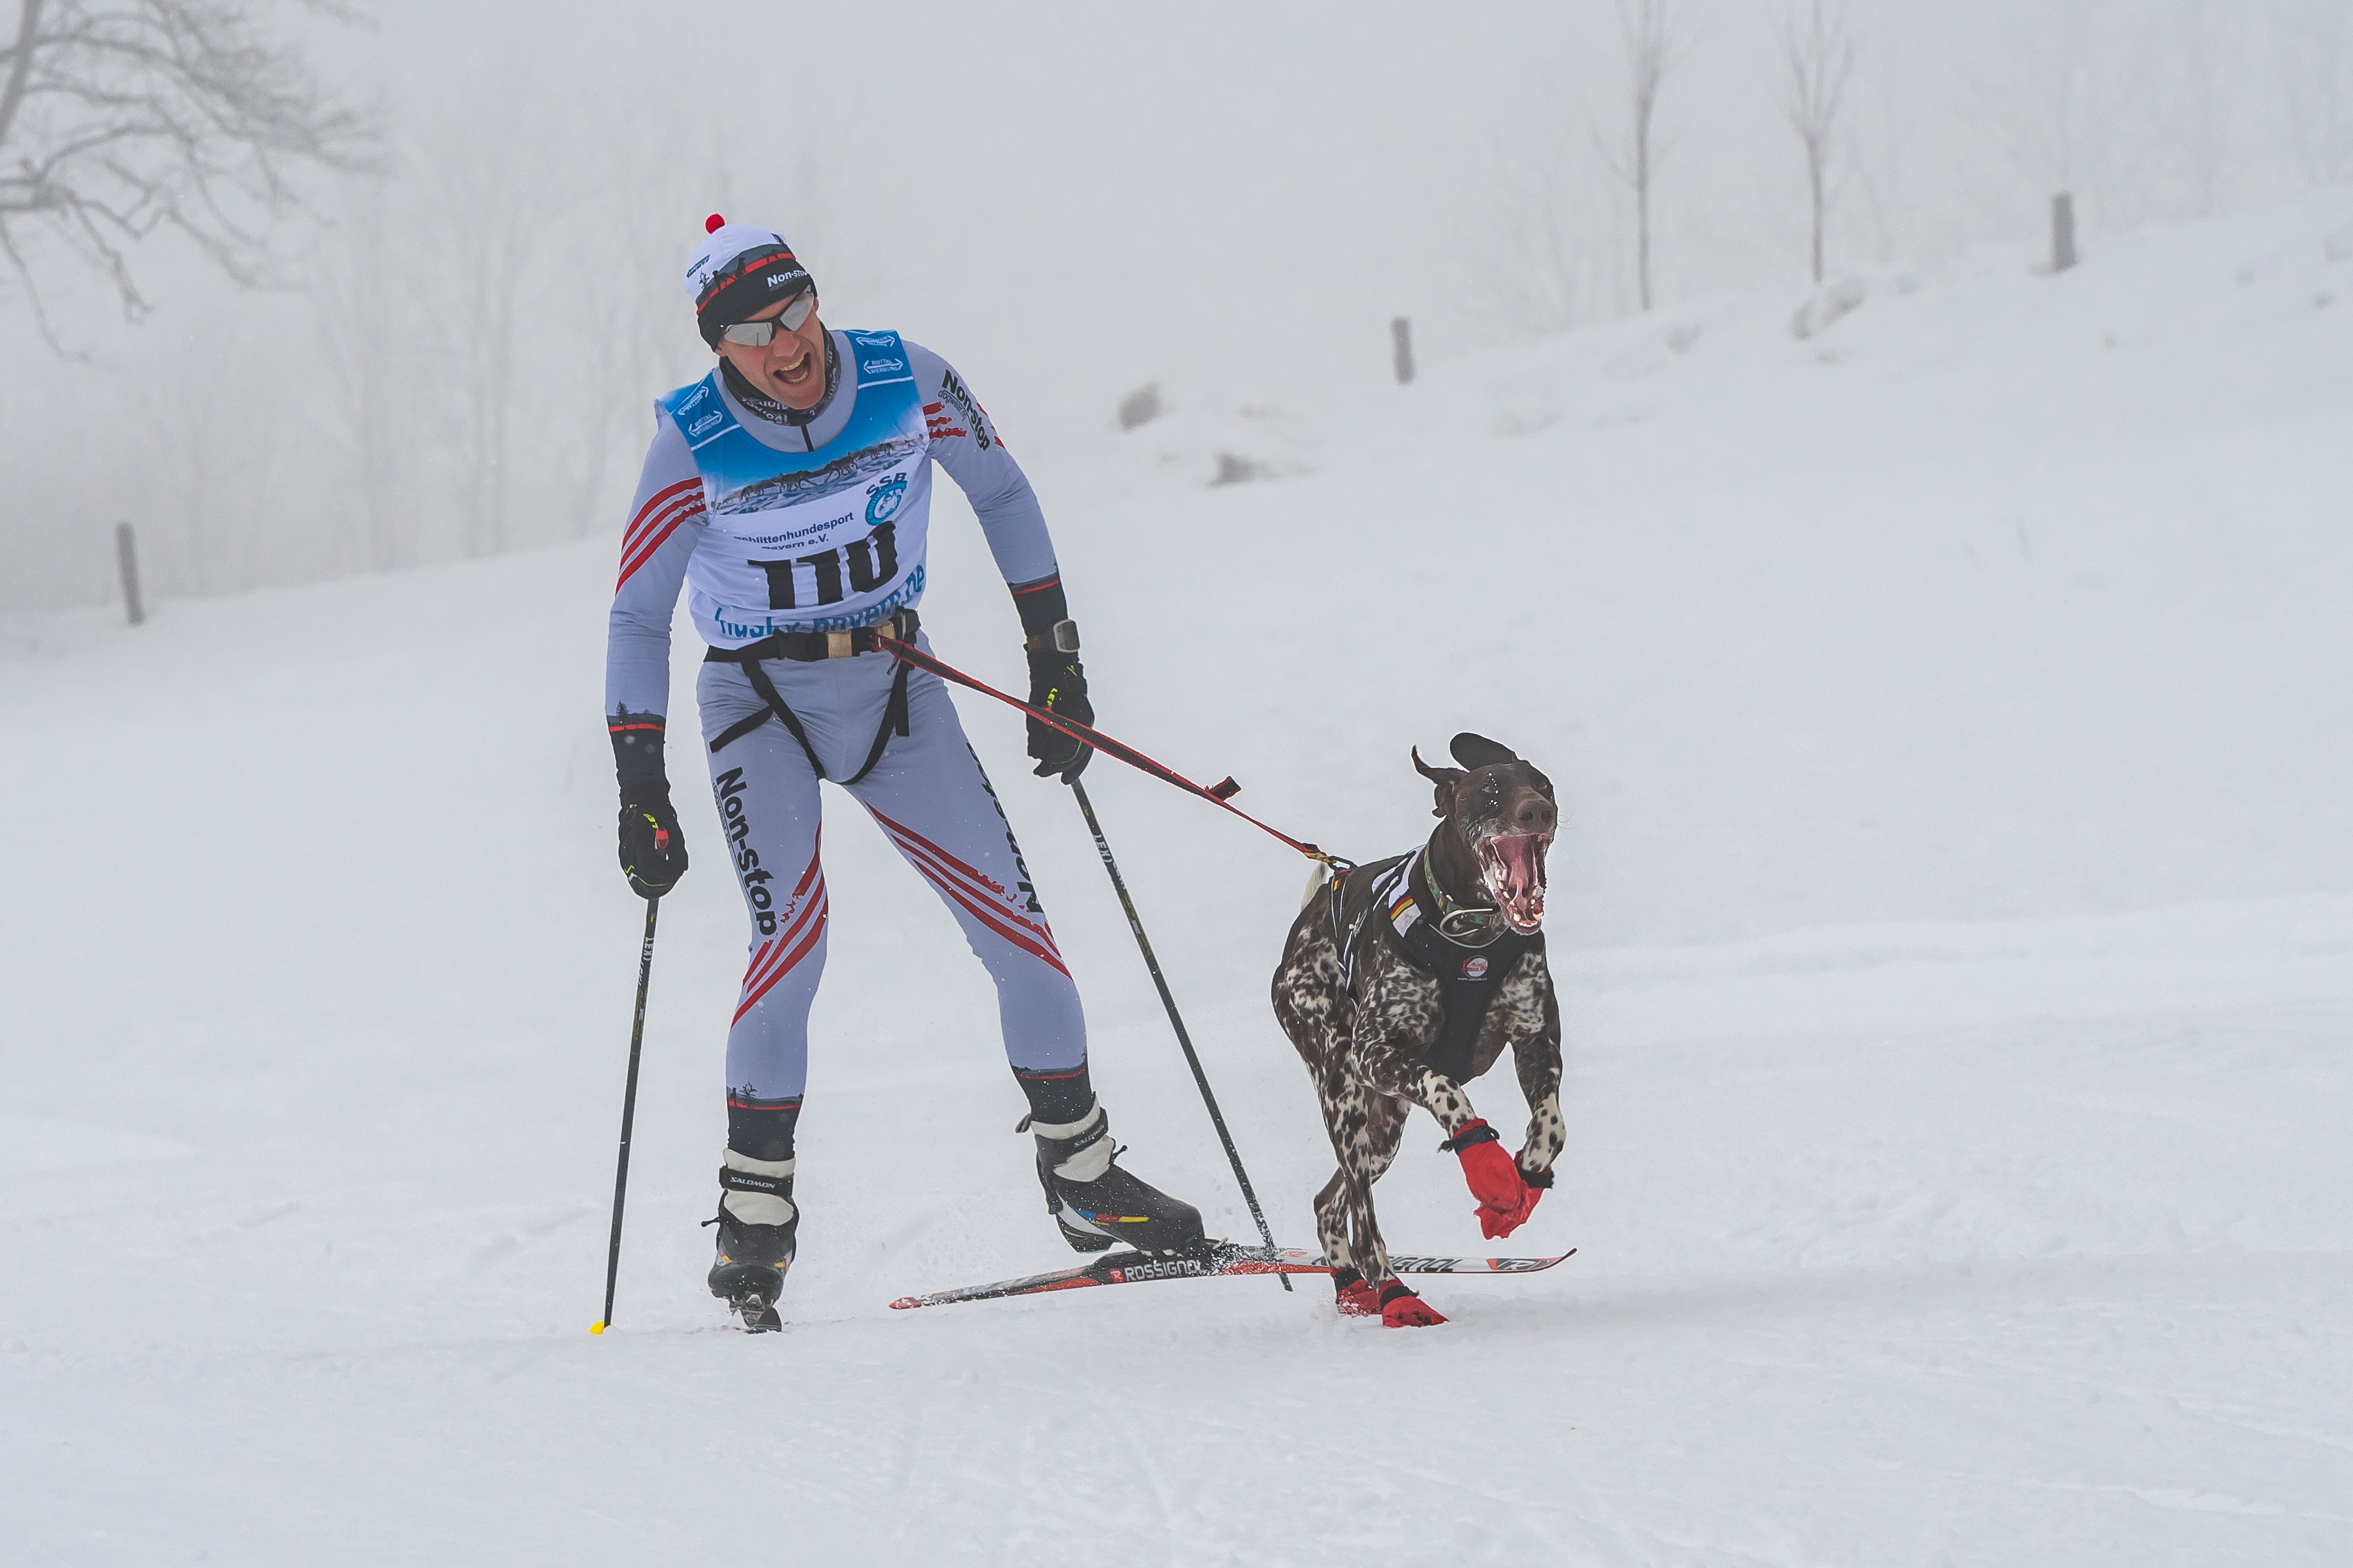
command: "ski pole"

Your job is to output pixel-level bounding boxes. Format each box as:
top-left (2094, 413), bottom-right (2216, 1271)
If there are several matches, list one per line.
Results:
top-left (591, 896), bottom-right (660, 1335)
top-left (1069, 779), bottom-right (1290, 1291)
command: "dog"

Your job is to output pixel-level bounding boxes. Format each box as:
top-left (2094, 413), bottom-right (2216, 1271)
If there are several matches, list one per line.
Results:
top-left (1271, 732), bottom-right (1562, 1327)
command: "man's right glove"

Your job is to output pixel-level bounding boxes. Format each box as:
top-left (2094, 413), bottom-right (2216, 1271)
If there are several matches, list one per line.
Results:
top-left (611, 710), bottom-right (688, 898)
top-left (618, 793), bottom-right (688, 898)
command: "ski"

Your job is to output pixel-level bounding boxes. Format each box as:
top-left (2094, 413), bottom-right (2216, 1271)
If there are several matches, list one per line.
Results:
top-left (887, 1242), bottom-right (1572, 1310)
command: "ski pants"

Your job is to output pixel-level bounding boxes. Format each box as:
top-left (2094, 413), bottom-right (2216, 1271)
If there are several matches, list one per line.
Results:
top-left (696, 637), bottom-right (1087, 1131)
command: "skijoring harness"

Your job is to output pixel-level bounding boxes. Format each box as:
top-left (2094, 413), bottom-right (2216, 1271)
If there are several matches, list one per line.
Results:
top-left (1329, 845), bottom-right (1542, 1086)
top-left (704, 608), bottom-right (920, 786)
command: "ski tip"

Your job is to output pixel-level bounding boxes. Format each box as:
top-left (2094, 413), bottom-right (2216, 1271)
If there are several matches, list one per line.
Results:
top-left (589, 1321), bottom-right (607, 1336)
top-left (887, 1297), bottom-right (919, 1311)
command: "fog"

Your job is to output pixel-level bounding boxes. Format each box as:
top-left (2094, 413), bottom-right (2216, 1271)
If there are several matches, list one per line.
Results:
top-left (5, 0), bottom-right (2347, 615)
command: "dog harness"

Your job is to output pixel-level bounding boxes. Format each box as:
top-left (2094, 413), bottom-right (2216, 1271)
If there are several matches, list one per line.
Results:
top-left (1331, 848), bottom-right (1543, 1083)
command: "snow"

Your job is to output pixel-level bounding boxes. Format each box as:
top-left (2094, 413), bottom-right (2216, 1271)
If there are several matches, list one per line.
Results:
top-left (7, 192), bottom-right (2353, 1564)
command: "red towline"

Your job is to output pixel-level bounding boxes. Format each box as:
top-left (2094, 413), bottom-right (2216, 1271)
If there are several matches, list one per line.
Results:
top-left (871, 634), bottom-right (1354, 872)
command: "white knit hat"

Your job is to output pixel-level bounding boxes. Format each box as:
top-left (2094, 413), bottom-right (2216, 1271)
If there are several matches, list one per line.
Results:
top-left (682, 214), bottom-right (812, 345)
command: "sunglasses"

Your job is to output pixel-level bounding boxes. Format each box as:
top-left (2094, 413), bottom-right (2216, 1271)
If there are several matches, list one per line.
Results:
top-left (719, 293), bottom-right (818, 346)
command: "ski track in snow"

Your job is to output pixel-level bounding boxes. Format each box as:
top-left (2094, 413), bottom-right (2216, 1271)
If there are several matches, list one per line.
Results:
top-left (7, 194), bottom-right (2353, 1563)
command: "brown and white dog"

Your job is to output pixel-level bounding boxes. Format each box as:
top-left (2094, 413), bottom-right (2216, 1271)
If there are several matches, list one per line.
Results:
top-left (1270, 733), bottom-right (1562, 1327)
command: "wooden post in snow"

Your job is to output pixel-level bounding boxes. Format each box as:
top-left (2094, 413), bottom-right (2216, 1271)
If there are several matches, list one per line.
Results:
top-left (115, 521), bottom-right (145, 627)
top-left (1391, 317), bottom-right (1415, 384)
top-left (2052, 194), bottom-right (2078, 273)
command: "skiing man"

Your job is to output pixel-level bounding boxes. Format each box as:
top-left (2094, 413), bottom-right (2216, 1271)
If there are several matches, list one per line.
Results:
top-left (605, 217), bottom-right (1204, 1328)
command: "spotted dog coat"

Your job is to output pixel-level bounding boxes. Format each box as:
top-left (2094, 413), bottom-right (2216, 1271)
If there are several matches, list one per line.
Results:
top-left (1270, 735), bottom-right (1563, 1292)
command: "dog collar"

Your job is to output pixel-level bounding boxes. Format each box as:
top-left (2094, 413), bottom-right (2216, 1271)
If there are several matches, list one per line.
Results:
top-left (1417, 844), bottom-right (1506, 948)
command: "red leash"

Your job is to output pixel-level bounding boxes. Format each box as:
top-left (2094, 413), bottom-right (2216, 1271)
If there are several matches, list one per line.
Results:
top-left (873, 634), bottom-right (1355, 871)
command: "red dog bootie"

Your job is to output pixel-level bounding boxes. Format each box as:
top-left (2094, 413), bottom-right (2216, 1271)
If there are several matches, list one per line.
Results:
top-left (1378, 1281), bottom-right (1447, 1328)
top-left (1442, 1119), bottom-right (1542, 1239)
top-left (1332, 1266), bottom-right (1383, 1318)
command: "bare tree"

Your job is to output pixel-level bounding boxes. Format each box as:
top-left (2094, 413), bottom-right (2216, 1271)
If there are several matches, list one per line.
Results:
top-left (2162, 0), bottom-right (2241, 219)
top-left (2276, 0), bottom-right (2353, 186)
top-left (1773, 0), bottom-right (1857, 285)
top-left (0, 0), bottom-right (374, 337)
top-left (1469, 117), bottom-right (1608, 338)
top-left (416, 106), bottom-right (561, 561)
top-left (1600, 0), bottom-right (1696, 313)
top-left (311, 181), bottom-right (415, 573)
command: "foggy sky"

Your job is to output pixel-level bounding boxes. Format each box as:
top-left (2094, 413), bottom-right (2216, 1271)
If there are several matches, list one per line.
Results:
top-left (4, 0), bottom-right (2345, 614)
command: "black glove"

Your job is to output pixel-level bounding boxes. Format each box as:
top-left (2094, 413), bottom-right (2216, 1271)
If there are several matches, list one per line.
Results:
top-left (611, 711), bottom-right (688, 897)
top-left (618, 792), bottom-right (688, 898)
top-left (1009, 574), bottom-right (1093, 783)
top-left (1025, 647), bottom-right (1093, 782)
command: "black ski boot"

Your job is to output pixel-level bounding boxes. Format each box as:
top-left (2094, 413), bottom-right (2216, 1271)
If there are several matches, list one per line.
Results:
top-left (1025, 1100), bottom-right (1205, 1255)
top-left (706, 1153), bottom-right (797, 1332)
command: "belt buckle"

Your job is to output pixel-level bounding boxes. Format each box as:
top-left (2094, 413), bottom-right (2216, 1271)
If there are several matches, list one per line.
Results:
top-left (826, 630), bottom-right (853, 659)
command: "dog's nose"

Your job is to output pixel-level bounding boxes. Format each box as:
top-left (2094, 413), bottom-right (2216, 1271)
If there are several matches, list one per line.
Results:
top-left (1514, 797), bottom-right (1557, 835)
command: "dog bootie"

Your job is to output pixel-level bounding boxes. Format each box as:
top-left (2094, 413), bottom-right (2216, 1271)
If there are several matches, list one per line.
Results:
top-left (1332, 1266), bottom-right (1383, 1318)
top-left (707, 1151), bottom-right (797, 1332)
top-left (1442, 1118), bottom-right (1542, 1239)
top-left (1027, 1099), bottom-right (1205, 1255)
top-left (1378, 1281), bottom-right (1448, 1328)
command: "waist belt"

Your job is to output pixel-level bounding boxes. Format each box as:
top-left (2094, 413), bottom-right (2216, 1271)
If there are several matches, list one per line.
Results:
top-left (704, 608), bottom-right (920, 666)
top-left (705, 609), bottom-right (920, 784)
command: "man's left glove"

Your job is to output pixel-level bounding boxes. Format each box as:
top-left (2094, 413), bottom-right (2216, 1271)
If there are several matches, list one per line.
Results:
top-left (611, 711), bottom-right (688, 898)
top-left (1025, 648), bottom-right (1093, 783)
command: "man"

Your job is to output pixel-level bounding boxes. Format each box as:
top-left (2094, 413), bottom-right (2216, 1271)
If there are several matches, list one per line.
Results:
top-left (605, 217), bottom-right (1202, 1330)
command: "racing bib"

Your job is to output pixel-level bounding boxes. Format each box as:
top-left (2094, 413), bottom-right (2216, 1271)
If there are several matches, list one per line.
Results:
top-left (660, 330), bottom-right (933, 643)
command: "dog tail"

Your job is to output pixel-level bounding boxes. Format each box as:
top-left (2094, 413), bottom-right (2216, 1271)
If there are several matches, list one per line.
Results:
top-left (1301, 859), bottom-right (1334, 910)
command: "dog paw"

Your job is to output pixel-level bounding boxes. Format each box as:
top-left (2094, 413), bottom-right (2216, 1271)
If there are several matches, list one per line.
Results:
top-left (1476, 1194), bottom-right (1536, 1239)
top-left (1378, 1281), bottom-right (1447, 1328)
top-left (1333, 1274), bottom-right (1383, 1318)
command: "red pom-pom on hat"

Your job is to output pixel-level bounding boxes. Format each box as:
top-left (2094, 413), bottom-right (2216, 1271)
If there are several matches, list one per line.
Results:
top-left (705, 213), bottom-right (726, 233)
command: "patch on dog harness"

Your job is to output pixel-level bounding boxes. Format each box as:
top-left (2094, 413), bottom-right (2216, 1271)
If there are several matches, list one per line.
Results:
top-left (1332, 856), bottom-right (1414, 993)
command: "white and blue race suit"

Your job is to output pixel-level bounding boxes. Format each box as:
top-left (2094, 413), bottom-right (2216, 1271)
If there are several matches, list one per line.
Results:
top-left (606, 330), bottom-right (1087, 1150)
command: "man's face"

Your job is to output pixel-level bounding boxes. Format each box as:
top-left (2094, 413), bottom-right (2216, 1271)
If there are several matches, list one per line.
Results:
top-left (716, 293), bottom-right (826, 408)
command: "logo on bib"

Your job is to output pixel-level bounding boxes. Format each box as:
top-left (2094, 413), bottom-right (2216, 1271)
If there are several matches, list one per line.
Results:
top-left (1461, 955), bottom-right (1489, 980)
top-left (865, 475), bottom-right (908, 525)
top-left (688, 408), bottom-right (724, 437)
top-left (862, 356), bottom-right (906, 375)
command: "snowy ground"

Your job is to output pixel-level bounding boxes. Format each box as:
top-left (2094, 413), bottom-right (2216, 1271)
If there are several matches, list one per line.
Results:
top-left (7, 195), bottom-right (2353, 1565)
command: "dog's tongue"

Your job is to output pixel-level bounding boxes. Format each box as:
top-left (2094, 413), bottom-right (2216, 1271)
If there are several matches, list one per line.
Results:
top-left (1484, 834), bottom-right (1549, 932)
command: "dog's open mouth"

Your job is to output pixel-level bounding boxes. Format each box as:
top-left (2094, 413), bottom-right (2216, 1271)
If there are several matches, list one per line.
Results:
top-left (1476, 833), bottom-right (1550, 934)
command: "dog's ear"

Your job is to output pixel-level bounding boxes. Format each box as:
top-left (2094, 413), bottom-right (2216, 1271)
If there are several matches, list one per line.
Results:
top-left (1450, 732), bottom-right (1519, 771)
top-left (1412, 746), bottom-right (1464, 818)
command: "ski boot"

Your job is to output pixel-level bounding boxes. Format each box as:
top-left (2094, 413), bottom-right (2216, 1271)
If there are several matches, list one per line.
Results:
top-left (706, 1151), bottom-right (797, 1332)
top-left (1024, 1099), bottom-right (1204, 1255)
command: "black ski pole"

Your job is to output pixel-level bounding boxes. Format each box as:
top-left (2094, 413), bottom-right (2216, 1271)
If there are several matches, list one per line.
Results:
top-left (592, 896), bottom-right (660, 1335)
top-left (1069, 779), bottom-right (1290, 1291)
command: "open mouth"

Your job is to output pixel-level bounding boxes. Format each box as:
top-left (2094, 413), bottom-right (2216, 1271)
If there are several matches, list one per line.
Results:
top-left (773, 347), bottom-right (815, 388)
top-left (1475, 833), bottom-right (1550, 934)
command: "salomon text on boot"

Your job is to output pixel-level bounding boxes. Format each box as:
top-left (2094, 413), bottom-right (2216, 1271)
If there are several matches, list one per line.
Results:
top-left (1024, 1099), bottom-right (1204, 1255)
top-left (707, 1151), bottom-right (797, 1332)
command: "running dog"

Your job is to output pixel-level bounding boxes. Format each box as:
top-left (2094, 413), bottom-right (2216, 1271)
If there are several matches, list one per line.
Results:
top-left (1270, 733), bottom-right (1562, 1328)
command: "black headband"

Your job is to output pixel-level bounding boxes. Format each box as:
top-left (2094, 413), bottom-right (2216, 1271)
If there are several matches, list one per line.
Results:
top-left (696, 245), bottom-right (816, 348)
